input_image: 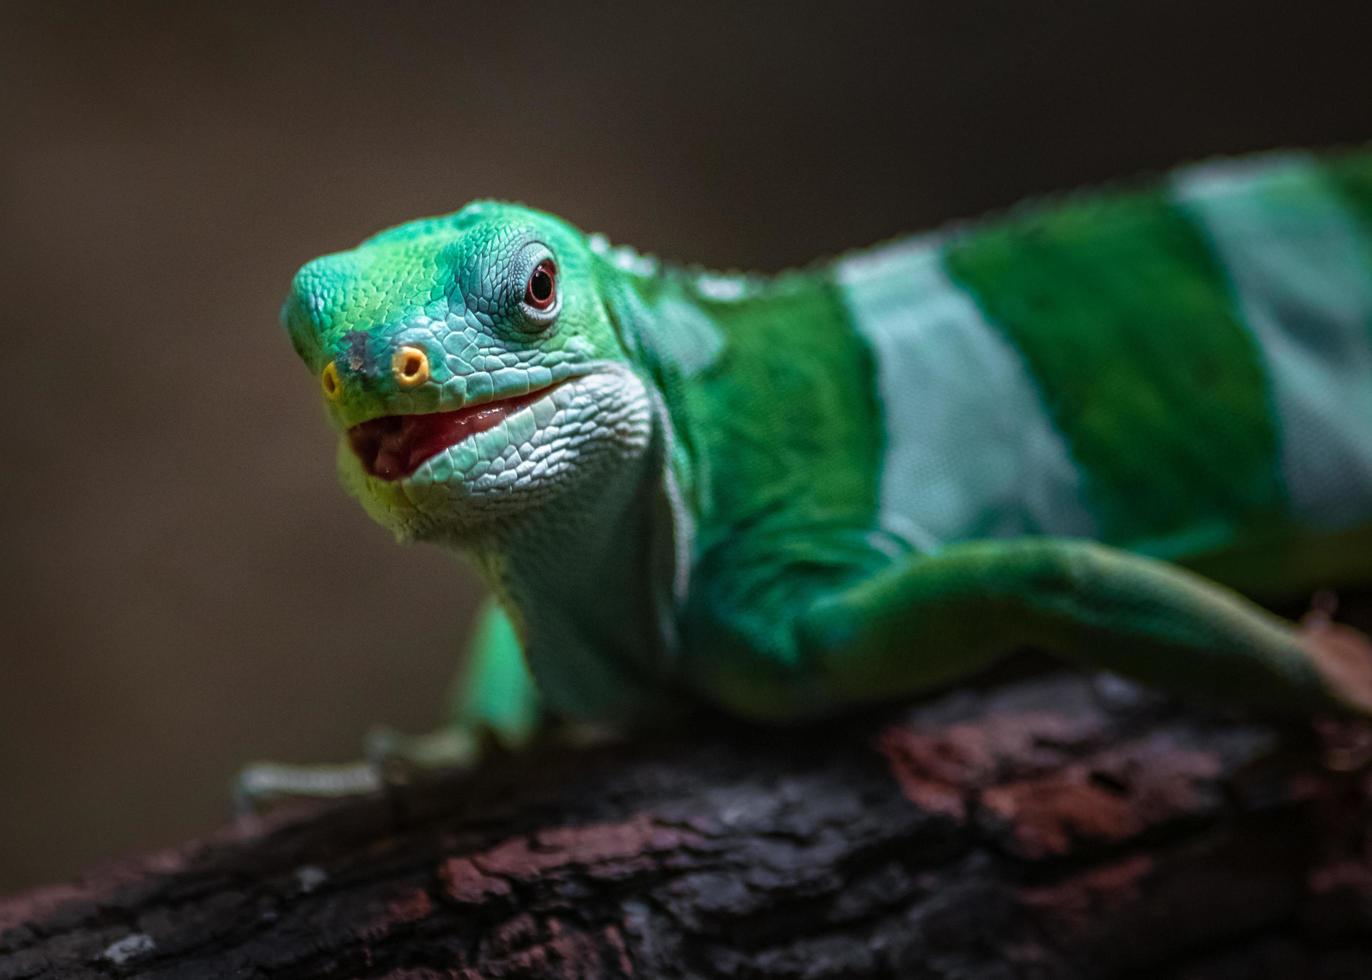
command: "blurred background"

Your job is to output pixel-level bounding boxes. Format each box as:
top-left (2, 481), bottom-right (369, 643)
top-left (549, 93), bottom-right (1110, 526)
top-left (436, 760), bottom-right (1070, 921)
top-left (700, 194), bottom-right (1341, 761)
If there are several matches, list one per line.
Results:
top-left (1, 0), bottom-right (1369, 891)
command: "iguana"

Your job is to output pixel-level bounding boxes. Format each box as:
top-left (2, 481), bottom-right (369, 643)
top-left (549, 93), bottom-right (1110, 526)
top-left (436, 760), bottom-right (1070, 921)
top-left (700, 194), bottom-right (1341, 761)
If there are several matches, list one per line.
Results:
top-left (244, 148), bottom-right (1372, 801)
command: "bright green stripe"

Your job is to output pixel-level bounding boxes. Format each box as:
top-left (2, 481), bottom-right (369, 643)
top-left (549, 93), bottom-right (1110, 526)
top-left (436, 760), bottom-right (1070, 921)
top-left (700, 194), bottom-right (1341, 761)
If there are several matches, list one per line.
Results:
top-left (942, 188), bottom-right (1284, 552)
top-left (656, 273), bottom-right (885, 682)
top-left (674, 275), bottom-right (883, 543)
top-left (1323, 149), bottom-right (1372, 236)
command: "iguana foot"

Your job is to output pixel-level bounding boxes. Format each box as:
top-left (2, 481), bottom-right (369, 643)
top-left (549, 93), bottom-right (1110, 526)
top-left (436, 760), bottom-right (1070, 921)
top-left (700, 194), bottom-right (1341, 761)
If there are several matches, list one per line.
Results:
top-left (233, 721), bottom-right (619, 816)
top-left (363, 724), bottom-right (481, 781)
top-left (233, 759), bottom-right (384, 817)
top-left (234, 726), bottom-right (482, 817)
top-left (1300, 597), bottom-right (1372, 717)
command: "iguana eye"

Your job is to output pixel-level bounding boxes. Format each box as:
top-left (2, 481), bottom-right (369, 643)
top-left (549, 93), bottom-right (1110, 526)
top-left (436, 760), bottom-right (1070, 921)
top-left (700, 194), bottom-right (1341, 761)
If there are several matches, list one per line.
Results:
top-left (524, 259), bottom-right (556, 311)
top-left (507, 242), bottom-right (559, 334)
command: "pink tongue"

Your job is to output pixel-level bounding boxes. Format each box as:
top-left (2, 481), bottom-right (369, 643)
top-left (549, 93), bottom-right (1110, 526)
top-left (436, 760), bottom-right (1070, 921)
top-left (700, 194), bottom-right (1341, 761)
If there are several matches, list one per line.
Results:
top-left (348, 387), bottom-right (557, 481)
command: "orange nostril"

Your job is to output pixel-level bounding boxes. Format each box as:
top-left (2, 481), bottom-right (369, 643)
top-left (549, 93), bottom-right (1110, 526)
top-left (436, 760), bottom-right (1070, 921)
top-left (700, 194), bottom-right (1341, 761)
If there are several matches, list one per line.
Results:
top-left (320, 361), bottom-right (343, 401)
top-left (393, 346), bottom-right (431, 388)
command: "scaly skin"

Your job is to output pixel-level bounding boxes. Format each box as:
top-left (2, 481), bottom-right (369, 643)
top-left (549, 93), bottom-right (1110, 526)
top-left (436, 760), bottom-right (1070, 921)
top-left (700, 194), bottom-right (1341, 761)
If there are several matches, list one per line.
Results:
top-left (271, 149), bottom-right (1372, 787)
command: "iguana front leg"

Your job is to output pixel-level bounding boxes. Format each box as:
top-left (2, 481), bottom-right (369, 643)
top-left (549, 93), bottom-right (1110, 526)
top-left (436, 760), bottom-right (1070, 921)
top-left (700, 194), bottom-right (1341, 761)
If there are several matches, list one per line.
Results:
top-left (236, 599), bottom-right (541, 811)
top-left (366, 598), bottom-right (542, 767)
top-left (687, 537), bottom-right (1372, 723)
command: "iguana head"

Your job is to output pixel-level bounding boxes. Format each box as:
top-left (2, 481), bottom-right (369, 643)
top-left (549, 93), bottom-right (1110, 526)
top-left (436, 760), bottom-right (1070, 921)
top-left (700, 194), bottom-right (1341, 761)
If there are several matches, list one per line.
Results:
top-left (282, 201), bottom-right (652, 542)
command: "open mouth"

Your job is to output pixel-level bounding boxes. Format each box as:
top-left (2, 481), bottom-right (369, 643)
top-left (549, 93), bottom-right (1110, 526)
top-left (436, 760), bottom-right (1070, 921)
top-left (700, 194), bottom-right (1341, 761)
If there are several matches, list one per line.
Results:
top-left (348, 383), bottom-right (562, 481)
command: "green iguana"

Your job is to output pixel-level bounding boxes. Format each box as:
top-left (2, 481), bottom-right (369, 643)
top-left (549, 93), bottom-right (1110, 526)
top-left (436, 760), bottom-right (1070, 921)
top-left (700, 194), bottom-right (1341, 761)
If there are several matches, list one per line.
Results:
top-left (242, 148), bottom-right (1372, 802)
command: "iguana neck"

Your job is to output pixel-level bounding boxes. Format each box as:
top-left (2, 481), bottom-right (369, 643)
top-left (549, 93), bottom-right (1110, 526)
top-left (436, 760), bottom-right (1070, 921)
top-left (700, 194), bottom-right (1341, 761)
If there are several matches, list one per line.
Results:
top-left (463, 427), bottom-right (678, 721)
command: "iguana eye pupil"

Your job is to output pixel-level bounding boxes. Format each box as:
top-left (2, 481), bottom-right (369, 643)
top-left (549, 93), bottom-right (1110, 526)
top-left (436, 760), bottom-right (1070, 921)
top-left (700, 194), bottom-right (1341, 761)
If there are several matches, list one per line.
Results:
top-left (525, 259), bottom-right (556, 310)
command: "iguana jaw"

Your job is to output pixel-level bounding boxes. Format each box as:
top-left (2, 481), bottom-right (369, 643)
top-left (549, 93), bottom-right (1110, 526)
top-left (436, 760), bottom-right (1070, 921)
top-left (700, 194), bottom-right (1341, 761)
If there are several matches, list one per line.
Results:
top-left (347, 381), bottom-right (568, 481)
top-left (337, 364), bottom-right (654, 543)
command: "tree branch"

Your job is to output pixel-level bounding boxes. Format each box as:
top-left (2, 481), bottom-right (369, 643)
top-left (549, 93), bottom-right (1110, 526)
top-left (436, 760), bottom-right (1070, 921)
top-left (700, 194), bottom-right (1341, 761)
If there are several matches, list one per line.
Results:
top-left (3, 669), bottom-right (1371, 979)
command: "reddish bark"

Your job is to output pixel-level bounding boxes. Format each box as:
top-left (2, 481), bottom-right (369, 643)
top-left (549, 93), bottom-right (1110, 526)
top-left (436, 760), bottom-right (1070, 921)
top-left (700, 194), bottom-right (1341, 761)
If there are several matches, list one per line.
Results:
top-left (2, 671), bottom-right (1371, 979)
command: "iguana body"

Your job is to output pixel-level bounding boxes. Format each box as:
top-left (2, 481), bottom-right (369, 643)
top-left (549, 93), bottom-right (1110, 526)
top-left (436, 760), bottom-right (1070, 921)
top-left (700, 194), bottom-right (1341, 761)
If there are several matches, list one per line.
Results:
top-left (278, 148), bottom-right (1372, 763)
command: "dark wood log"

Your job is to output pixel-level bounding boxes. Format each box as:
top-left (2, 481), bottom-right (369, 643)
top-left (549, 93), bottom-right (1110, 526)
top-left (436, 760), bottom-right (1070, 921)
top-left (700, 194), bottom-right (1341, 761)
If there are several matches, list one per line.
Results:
top-left (3, 669), bottom-right (1371, 980)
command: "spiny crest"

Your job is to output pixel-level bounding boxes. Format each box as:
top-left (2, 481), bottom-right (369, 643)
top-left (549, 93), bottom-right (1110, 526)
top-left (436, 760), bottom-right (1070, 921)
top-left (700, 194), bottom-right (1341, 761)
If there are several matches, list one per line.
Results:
top-left (361, 200), bottom-right (524, 248)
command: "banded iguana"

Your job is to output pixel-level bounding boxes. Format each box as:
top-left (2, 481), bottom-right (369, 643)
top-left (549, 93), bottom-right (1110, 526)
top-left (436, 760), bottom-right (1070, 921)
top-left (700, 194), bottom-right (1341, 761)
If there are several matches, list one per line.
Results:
top-left (245, 148), bottom-right (1372, 800)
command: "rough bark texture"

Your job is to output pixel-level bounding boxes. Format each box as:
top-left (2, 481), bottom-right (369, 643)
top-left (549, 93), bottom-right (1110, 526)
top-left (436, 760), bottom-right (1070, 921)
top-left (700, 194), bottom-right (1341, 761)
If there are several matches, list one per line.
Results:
top-left (3, 671), bottom-right (1372, 980)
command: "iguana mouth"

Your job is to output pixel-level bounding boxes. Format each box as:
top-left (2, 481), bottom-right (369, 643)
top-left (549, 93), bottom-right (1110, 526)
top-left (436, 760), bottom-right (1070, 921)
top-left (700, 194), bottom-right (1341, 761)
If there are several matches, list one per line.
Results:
top-left (349, 383), bottom-right (563, 481)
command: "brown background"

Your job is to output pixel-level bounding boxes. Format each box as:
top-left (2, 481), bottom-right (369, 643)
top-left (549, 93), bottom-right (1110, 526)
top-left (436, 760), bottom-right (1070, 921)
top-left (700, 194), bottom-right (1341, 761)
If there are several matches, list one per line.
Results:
top-left (1, 0), bottom-right (1369, 891)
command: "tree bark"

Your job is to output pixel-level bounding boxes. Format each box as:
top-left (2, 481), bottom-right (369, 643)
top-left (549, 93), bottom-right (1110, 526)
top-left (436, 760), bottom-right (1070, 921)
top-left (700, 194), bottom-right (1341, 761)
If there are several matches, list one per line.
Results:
top-left (3, 669), bottom-right (1371, 980)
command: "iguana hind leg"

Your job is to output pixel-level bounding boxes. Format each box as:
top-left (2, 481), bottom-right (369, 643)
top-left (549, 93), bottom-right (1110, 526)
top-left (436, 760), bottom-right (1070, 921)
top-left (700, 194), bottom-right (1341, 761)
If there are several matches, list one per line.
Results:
top-left (692, 537), bottom-right (1372, 721)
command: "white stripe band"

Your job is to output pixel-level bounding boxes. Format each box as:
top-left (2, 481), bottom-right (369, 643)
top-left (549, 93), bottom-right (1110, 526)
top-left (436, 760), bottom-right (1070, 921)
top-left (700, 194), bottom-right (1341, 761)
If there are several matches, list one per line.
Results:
top-left (1175, 153), bottom-right (1372, 529)
top-left (835, 237), bottom-right (1098, 551)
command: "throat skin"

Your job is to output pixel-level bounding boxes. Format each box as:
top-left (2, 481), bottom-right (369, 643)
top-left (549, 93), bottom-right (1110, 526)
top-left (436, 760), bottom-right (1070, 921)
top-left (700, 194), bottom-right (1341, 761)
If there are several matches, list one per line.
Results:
top-left (463, 435), bottom-right (683, 723)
